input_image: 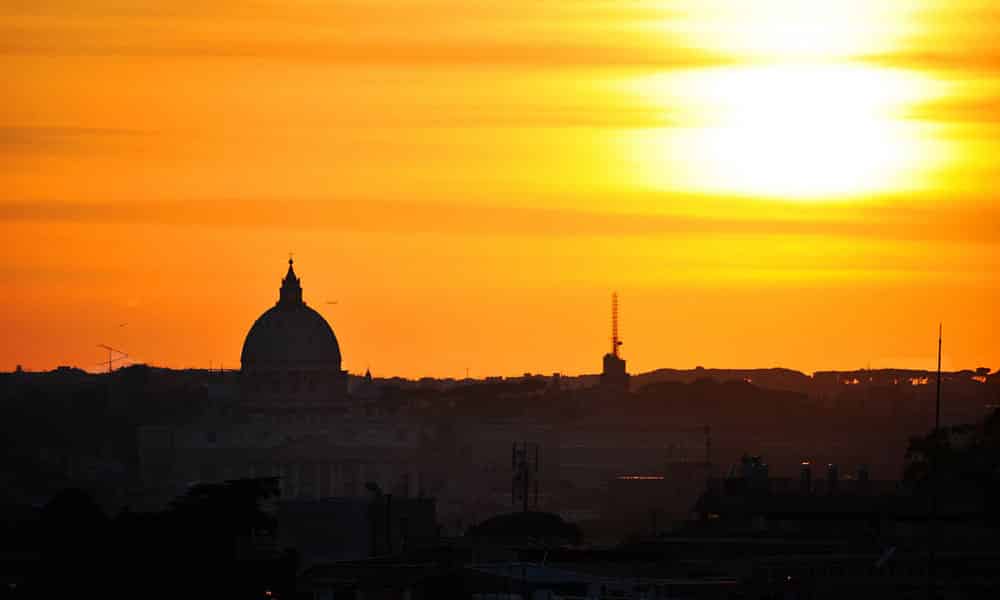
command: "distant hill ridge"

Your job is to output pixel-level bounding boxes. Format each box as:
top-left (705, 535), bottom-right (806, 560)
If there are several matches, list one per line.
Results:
top-left (5, 363), bottom-right (995, 395)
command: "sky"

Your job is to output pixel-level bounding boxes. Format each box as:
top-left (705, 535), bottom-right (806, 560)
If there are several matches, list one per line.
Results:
top-left (2, 0), bottom-right (999, 377)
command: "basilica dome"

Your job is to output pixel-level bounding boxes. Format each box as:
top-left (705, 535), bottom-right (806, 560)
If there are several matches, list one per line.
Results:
top-left (240, 259), bottom-right (342, 370)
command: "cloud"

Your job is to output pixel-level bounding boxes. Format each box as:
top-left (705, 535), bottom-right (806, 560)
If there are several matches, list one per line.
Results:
top-left (0, 126), bottom-right (148, 154)
top-left (0, 1), bottom-right (728, 69)
top-left (863, 49), bottom-right (1000, 75)
top-left (2, 197), bottom-right (997, 245)
top-left (0, 33), bottom-right (728, 70)
top-left (0, 1), bottom-right (683, 28)
top-left (906, 95), bottom-right (1000, 125)
top-left (329, 105), bottom-right (677, 130)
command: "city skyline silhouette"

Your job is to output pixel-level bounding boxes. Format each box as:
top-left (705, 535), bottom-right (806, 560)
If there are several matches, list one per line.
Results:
top-left (1, 253), bottom-right (985, 379)
top-left (3, 2), bottom-right (999, 377)
top-left (3, 2), bottom-right (1000, 598)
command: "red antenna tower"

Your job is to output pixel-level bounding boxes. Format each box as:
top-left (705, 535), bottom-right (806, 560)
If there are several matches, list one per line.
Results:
top-left (611, 292), bottom-right (622, 357)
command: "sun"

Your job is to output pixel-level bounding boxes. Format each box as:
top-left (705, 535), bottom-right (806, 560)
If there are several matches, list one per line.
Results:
top-left (621, 0), bottom-right (944, 201)
top-left (624, 64), bottom-right (941, 201)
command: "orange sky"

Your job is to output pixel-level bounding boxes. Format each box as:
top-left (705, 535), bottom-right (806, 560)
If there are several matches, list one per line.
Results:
top-left (2, 1), bottom-right (999, 377)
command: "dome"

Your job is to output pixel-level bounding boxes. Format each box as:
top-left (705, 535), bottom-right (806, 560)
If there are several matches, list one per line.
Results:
top-left (240, 259), bottom-right (342, 369)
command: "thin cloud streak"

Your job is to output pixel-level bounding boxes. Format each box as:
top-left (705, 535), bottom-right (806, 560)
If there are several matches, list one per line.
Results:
top-left (863, 50), bottom-right (1000, 74)
top-left (907, 95), bottom-right (1000, 125)
top-left (0, 36), bottom-right (730, 70)
top-left (0, 126), bottom-right (149, 149)
top-left (2, 198), bottom-right (997, 245)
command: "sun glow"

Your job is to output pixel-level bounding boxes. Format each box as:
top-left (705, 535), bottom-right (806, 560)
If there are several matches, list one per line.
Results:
top-left (623, 0), bottom-right (947, 201)
top-left (626, 64), bottom-right (944, 200)
top-left (672, 0), bottom-right (911, 60)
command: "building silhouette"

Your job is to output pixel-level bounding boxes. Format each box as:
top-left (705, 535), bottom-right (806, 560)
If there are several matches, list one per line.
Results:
top-left (599, 292), bottom-right (629, 393)
top-left (240, 258), bottom-right (348, 414)
top-left (138, 259), bottom-right (424, 509)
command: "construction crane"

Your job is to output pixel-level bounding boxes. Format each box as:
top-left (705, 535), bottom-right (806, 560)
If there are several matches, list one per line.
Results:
top-left (97, 344), bottom-right (128, 374)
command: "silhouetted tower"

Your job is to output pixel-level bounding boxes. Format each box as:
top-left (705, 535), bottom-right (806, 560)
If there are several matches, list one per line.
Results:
top-left (928, 323), bottom-right (943, 599)
top-left (935, 323), bottom-right (942, 431)
top-left (512, 442), bottom-right (540, 512)
top-left (799, 461), bottom-right (812, 494)
top-left (704, 425), bottom-right (712, 467)
top-left (611, 292), bottom-right (621, 357)
top-left (600, 292), bottom-right (629, 393)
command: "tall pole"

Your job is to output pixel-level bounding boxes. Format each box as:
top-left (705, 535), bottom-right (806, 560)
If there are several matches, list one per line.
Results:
top-left (534, 444), bottom-right (540, 509)
top-left (611, 292), bottom-right (619, 357)
top-left (512, 443), bottom-right (516, 508)
top-left (522, 442), bottom-right (529, 514)
top-left (936, 323), bottom-right (942, 431)
top-left (928, 324), bottom-right (942, 600)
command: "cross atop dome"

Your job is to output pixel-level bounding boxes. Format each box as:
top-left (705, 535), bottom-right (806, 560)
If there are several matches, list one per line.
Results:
top-left (279, 256), bottom-right (303, 306)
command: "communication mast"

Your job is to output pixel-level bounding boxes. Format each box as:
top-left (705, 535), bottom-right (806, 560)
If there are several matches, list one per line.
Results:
top-left (611, 292), bottom-right (622, 358)
top-left (600, 292), bottom-right (630, 393)
top-left (928, 323), bottom-right (943, 597)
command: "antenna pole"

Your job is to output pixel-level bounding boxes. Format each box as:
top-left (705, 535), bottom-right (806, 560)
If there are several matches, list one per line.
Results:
top-left (97, 344), bottom-right (128, 374)
top-left (935, 323), bottom-right (942, 431)
top-left (532, 443), bottom-right (541, 511)
top-left (611, 293), bottom-right (616, 355)
top-left (523, 442), bottom-right (529, 514)
top-left (511, 444), bottom-right (516, 508)
top-left (928, 324), bottom-right (942, 600)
